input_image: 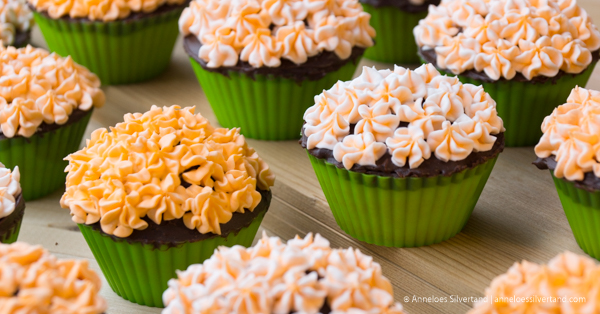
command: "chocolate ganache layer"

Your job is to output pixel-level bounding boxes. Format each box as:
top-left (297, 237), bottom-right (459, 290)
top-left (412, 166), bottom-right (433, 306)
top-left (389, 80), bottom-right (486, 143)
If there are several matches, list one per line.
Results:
top-left (419, 47), bottom-right (600, 84)
top-left (0, 193), bottom-right (24, 239)
top-left (88, 189), bottom-right (271, 248)
top-left (534, 156), bottom-right (600, 192)
top-left (0, 108), bottom-right (92, 141)
top-left (301, 125), bottom-right (505, 178)
top-left (184, 35), bottom-right (366, 83)
top-left (28, 1), bottom-right (189, 23)
top-left (360, 0), bottom-right (439, 13)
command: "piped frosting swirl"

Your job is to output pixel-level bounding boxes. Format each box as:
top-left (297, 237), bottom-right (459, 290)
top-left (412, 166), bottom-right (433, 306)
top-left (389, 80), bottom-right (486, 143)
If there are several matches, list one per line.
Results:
top-left (0, 0), bottom-right (32, 46)
top-left (469, 251), bottom-right (600, 314)
top-left (0, 242), bottom-right (106, 313)
top-left (61, 105), bottom-right (275, 238)
top-left (179, 0), bottom-right (376, 68)
top-left (0, 162), bottom-right (20, 219)
top-left (535, 86), bottom-right (600, 182)
top-left (303, 64), bottom-right (504, 170)
top-left (414, 0), bottom-right (600, 80)
top-left (0, 45), bottom-right (104, 138)
top-left (29, 0), bottom-right (187, 21)
top-left (162, 232), bottom-right (406, 314)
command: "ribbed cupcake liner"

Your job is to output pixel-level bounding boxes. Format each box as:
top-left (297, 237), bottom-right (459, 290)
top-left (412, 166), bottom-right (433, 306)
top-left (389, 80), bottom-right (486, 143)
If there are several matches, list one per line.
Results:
top-left (33, 8), bottom-right (182, 85)
top-left (78, 210), bottom-right (267, 308)
top-left (308, 154), bottom-right (498, 247)
top-left (361, 3), bottom-right (426, 64)
top-left (457, 64), bottom-right (596, 147)
top-left (0, 110), bottom-right (92, 200)
top-left (0, 194), bottom-right (25, 244)
top-left (552, 173), bottom-right (600, 260)
top-left (190, 59), bottom-right (359, 141)
top-left (0, 219), bottom-right (22, 244)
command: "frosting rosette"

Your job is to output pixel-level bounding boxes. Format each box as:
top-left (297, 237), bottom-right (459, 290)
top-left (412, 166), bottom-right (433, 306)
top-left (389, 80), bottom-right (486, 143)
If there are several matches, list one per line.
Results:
top-left (61, 105), bottom-right (275, 238)
top-left (0, 242), bottom-right (107, 313)
top-left (0, 45), bottom-right (104, 138)
top-left (29, 0), bottom-right (187, 21)
top-left (162, 232), bottom-right (406, 314)
top-left (0, 0), bottom-right (32, 46)
top-left (469, 251), bottom-right (600, 314)
top-left (534, 87), bottom-right (600, 182)
top-left (179, 0), bottom-right (376, 68)
top-left (414, 0), bottom-right (600, 80)
top-left (303, 64), bottom-right (504, 171)
top-left (0, 162), bottom-right (20, 220)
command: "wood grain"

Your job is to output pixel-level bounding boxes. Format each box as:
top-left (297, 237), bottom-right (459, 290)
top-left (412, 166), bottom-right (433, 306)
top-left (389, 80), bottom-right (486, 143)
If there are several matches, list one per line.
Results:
top-left (19, 1), bottom-right (600, 312)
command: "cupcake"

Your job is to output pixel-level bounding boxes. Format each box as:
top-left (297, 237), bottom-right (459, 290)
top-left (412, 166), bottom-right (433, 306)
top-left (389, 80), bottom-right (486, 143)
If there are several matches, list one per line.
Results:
top-left (0, 45), bottom-right (104, 200)
top-left (300, 64), bottom-right (505, 247)
top-left (61, 105), bottom-right (275, 307)
top-left (469, 251), bottom-right (600, 313)
top-left (0, 163), bottom-right (22, 243)
top-left (534, 87), bottom-right (600, 261)
top-left (0, 242), bottom-right (107, 312)
top-left (28, 0), bottom-right (189, 85)
top-left (163, 233), bottom-right (406, 313)
top-left (180, 0), bottom-right (375, 140)
top-left (414, 0), bottom-right (600, 147)
top-left (361, 0), bottom-right (439, 64)
top-left (0, 0), bottom-right (33, 47)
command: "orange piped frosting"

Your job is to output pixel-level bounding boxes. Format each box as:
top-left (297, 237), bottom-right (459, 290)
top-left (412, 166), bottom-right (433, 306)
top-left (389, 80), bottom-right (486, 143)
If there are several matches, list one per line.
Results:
top-left (28, 0), bottom-right (186, 21)
top-left (0, 45), bottom-right (104, 138)
top-left (61, 105), bottom-right (275, 238)
top-left (414, 0), bottom-right (600, 80)
top-left (535, 86), bottom-right (600, 181)
top-left (0, 0), bottom-right (33, 46)
top-left (469, 251), bottom-right (600, 314)
top-left (303, 64), bottom-right (504, 170)
top-left (162, 233), bottom-right (406, 314)
top-left (0, 242), bottom-right (106, 313)
top-left (179, 0), bottom-right (376, 68)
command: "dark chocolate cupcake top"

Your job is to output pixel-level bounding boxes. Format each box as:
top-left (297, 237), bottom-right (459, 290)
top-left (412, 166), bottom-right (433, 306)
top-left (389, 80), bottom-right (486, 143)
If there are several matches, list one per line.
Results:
top-left (535, 87), bottom-right (600, 183)
top-left (61, 105), bottom-right (275, 238)
top-left (0, 162), bottom-right (20, 219)
top-left (413, 0), bottom-right (600, 80)
top-left (302, 64), bottom-right (504, 172)
top-left (179, 0), bottom-right (375, 68)
top-left (162, 233), bottom-right (406, 314)
top-left (0, 45), bottom-right (104, 138)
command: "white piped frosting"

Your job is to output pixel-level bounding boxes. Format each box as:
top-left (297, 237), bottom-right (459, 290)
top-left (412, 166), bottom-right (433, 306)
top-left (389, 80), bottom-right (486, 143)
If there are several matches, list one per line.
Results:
top-left (0, 162), bottom-right (20, 219)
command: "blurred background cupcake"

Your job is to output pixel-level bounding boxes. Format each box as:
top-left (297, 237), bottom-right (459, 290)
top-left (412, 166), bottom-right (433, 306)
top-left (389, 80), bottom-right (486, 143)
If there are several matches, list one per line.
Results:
top-left (0, 242), bottom-right (107, 312)
top-left (301, 64), bottom-right (505, 247)
top-left (469, 251), bottom-right (599, 313)
top-left (361, 0), bottom-right (439, 64)
top-left (61, 105), bottom-right (275, 307)
top-left (163, 233), bottom-right (407, 313)
top-left (534, 87), bottom-right (600, 261)
top-left (0, 45), bottom-right (104, 200)
top-left (414, 0), bottom-right (600, 147)
top-left (0, 0), bottom-right (33, 47)
top-left (180, 0), bottom-right (375, 140)
top-left (28, 0), bottom-right (189, 85)
top-left (0, 163), bottom-right (22, 243)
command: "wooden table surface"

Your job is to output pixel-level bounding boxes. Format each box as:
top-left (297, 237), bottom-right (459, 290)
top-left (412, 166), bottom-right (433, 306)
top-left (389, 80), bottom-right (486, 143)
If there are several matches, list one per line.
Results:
top-left (20, 1), bottom-right (600, 313)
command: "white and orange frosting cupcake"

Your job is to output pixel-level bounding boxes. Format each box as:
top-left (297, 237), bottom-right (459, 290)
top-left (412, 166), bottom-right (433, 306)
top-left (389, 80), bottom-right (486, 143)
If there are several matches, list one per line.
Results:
top-left (61, 105), bottom-right (275, 239)
top-left (469, 251), bottom-right (600, 313)
top-left (0, 242), bottom-right (107, 313)
top-left (0, 162), bottom-right (22, 243)
top-left (414, 0), bottom-right (600, 80)
top-left (0, 45), bottom-right (104, 139)
top-left (301, 64), bottom-right (504, 176)
top-left (179, 0), bottom-right (376, 68)
top-left (0, 0), bottom-right (32, 47)
top-left (163, 233), bottom-right (406, 314)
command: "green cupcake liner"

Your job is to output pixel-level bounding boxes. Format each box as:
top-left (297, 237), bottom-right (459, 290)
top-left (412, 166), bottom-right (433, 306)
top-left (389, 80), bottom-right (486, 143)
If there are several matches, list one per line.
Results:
top-left (190, 59), bottom-right (359, 141)
top-left (0, 194), bottom-right (25, 244)
top-left (436, 63), bottom-right (596, 147)
top-left (0, 220), bottom-right (22, 244)
top-left (551, 172), bottom-right (600, 260)
top-left (78, 210), bottom-right (267, 307)
top-left (362, 4), bottom-right (427, 64)
top-left (0, 110), bottom-right (92, 200)
top-left (33, 8), bottom-right (182, 85)
top-left (308, 154), bottom-right (498, 247)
